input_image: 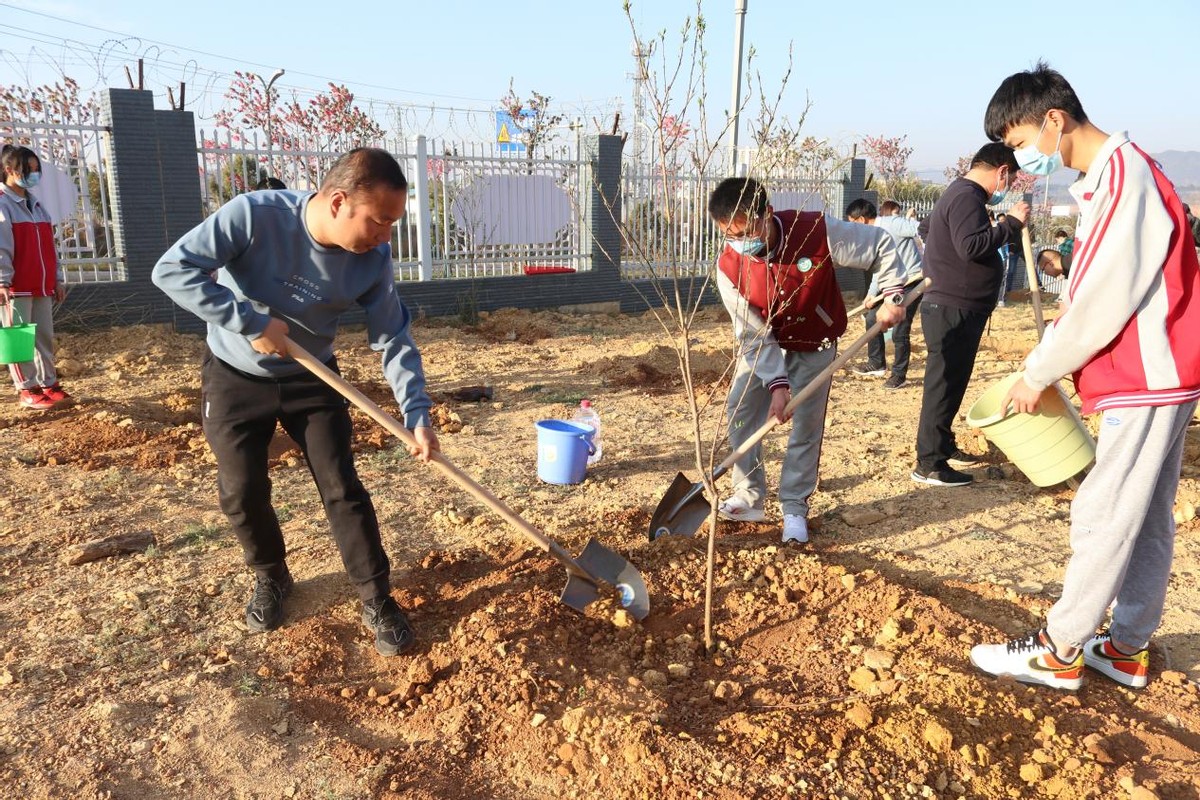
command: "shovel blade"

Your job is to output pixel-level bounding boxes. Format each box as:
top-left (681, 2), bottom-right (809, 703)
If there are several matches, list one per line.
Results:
top-left (559, 572), bottom-right (603, 615)
top-left (648, 472), bottom-right (710, 540)
top-left (575, 538), bottom-right (651, 621)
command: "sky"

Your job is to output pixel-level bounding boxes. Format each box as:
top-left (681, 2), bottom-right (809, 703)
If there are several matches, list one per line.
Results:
top-left (1, 0), bottom-right (1197, 175)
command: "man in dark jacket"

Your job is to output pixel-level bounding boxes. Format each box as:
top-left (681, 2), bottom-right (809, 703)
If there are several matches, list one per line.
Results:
top-left (912, 143), bottom-right (1028, 486)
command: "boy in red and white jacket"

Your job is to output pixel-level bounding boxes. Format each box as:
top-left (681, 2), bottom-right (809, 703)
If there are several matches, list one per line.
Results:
top-left (707, 177), bottom-right (907, 544)
top-left (970, 62), bottom-right (1200, 691)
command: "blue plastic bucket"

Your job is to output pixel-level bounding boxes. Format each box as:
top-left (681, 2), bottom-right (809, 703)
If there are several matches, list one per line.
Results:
top-left (535, 420), bottom-right (595, 485)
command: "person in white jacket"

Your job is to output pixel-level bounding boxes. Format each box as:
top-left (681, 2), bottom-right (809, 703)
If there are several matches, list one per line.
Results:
top-left (707, 177), bottom-right (907, 544)
top-left (845, 199), bottom-right (925, 389)
top-left (970, 62), bottom-right (1200, 691)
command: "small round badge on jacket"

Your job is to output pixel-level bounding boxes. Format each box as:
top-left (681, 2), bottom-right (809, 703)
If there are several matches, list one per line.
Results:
top-left (797, 258), bottom-right (813, 272)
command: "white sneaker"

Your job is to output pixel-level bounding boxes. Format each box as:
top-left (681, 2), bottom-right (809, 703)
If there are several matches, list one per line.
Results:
top-left (717, 496), bottom-right (766, 522)
top-left (1083, 631), bottom-right (1150, 688)
top-left (969, 629), bottom-right (1083, 691)
top-left (782, 515), bottom-right (808, 544)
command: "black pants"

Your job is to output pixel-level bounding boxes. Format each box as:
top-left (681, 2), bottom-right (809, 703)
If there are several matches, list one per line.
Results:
top-left (201, 350), bottom-right (390, 602)
top-left (915, 302), bottom-right (990, 470)
top-left (864, 295), bottom-right (922, 379)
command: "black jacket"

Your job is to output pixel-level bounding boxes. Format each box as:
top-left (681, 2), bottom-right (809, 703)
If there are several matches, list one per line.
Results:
top-left (918, 178), bottom-right (1023, 311)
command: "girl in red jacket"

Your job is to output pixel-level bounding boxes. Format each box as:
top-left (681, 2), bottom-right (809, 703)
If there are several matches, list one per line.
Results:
top-left (0, 145), bottom-right (69, 409)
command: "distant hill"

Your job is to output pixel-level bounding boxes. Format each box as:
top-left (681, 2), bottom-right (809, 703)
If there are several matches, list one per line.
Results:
top-left (1042, 150), bottom-right (1200, 204)
top-left (1154, 151), bottom-right (1200, 187)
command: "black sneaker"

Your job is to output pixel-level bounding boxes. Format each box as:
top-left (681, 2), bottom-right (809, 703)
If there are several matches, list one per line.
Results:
top-left (362, 596), bottom-right (415, 656)
top-left (911, 466), bottom-right (973, 487)
top-left (245, 572), bottom-right (294, 632)
top-left (947, 448), bottom-right (983, 468)
top-left (883, 374), bottom-right (908, 390)
top-left (852, 363), bottom-right (886, 377)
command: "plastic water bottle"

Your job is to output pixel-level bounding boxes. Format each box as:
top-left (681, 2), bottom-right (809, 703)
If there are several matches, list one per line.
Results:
top-left (572, 399), bottom-right (602, 466)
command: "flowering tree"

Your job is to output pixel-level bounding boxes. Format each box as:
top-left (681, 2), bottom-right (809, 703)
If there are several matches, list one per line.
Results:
top-left (0, 78), bottom-right (101, 176)
top-left (498, 80), bottom-right (565, 168)
top-left (860, 134), bottom-right (942, 206)
top-left (0, 77), bottom-right (99, 128)
top-left (211, 72), bottom-right (386, 192)
top-left (861, 134), bottom-right (913, 187)
top-left (943, 154), bottom-right (973, 183)
top-left (660, 114), bottom-right (691, 152)
top-left (1010, 170), bottom-right (1038, 196)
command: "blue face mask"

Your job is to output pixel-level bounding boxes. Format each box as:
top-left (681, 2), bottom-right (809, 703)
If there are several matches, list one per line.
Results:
top-left (727, 237), bottom-right (765, 257)
top-left (989, 171), bottom-right (1009, 206)
top-left (15, 171), bottom-right (41, 189)
top-left (1014, 117), bottom-right (1063, 176)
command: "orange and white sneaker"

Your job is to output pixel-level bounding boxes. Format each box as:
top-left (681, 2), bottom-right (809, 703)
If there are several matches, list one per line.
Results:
top-left (1083, 631), bottom-right (1149, 689)
top-left (970, 629), bottom-right (1084, 691)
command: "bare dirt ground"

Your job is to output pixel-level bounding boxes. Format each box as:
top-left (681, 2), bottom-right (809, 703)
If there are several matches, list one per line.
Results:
top-left (0, 302), bottom-right (1198, 800)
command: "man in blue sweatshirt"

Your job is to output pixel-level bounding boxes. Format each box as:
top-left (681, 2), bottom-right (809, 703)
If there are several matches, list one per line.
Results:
top-left (153, 148), bottom-right (437, 657)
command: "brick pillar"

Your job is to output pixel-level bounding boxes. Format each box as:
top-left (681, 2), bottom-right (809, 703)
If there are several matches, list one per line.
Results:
top-left (97, 88), bottom-right (203, 326)
top-left (154, 105), bottom-right (204, 253)
top-left (835, 157), bottom-right (877, 297)
top-left (582, 134), bottom-right (624, 280)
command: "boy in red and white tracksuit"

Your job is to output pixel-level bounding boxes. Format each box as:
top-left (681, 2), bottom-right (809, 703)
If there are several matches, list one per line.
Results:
top-left (970, 62), bottom-right (1200, 691)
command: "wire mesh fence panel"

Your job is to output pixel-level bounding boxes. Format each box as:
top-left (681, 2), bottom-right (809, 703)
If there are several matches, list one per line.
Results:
top-left (619, 162), bottom-right (847, 280)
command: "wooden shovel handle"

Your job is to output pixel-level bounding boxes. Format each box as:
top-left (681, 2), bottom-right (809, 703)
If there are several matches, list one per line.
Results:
top-left (1021, 227), bottom-right (1045, 338)
top-left (714, 278), bottom-right (929, 477)
top-left (284, 337), bottom-right (559, 556)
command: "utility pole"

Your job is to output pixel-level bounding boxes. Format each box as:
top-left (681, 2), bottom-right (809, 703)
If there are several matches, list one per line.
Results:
top-left (630, 38), bottom-right (652, 166)
top-left (728, 0), bottom-right (748, 174)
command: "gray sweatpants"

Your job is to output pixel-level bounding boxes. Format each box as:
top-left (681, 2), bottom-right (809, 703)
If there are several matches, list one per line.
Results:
top-left (1046, 401), bottom-right (1197, 651)
top-left (5, 296), bottom-right (57, 391)
top-left (725, 345), bottom-right (837, 518)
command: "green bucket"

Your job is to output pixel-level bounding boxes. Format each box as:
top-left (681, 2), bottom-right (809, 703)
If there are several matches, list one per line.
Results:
top-left (0, 321), bottom-right (35, 364)
top-left (966, 372), bottom-right (1095, 487)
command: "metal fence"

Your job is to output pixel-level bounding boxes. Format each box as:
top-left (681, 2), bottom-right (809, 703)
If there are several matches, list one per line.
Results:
top-left (0, 119), bottom-right (122, 284)
top-left (619, 162), bottom-right (847, 279)
top-left (424, 138), bottom-right (587, 279)
top-left (196, 131), bottom-right (588, 282)
top-left (197, 128), bottom-right (421, 281)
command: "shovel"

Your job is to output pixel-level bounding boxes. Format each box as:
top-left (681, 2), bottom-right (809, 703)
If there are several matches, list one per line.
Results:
top-left (648, 278), bottom-right (929, 540)
top-left (285, 337), bottom-right (650, 620)
top-left (1019, 226), bottom-right (1083, 491)
top-left (845, 273), bottom-right (927, 319)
